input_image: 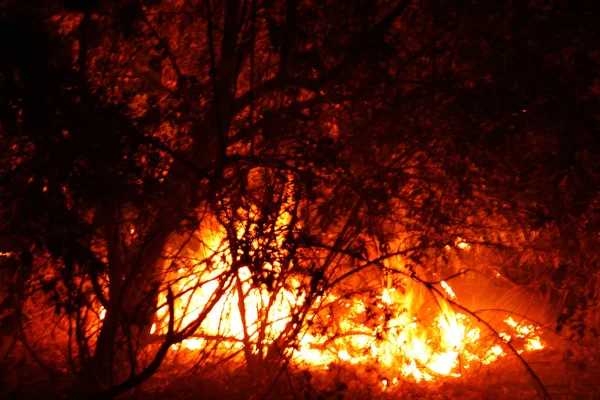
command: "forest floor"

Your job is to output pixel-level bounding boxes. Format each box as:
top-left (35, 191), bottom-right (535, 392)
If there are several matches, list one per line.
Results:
top-left (134, 341), bottom-right (600, 400)
top-left (3, 337), bottom-right (600, 399)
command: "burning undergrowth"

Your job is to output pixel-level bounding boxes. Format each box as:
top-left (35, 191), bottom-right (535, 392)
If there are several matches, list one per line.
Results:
top-left (143, 228), bottom-right (548, 398)
top-left (3, 207), bottom-right (560, 399)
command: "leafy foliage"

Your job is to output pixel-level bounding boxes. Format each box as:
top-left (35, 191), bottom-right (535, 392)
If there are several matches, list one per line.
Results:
top-left (0, 0), bottom-right (599, 398)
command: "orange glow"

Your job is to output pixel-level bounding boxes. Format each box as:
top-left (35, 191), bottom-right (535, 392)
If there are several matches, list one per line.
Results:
top-left (440, 280), bottom-right (456, 299)
top-left (455, 237), bottom-right (471, 251)
top-left (150, 222), bottom-right (545, 383)
top-left (501, 316), bottom-right (545, 352)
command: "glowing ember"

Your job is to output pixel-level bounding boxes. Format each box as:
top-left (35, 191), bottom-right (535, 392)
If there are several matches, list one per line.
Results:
top-left (455, 237), bottom-right (471, 251)
top-left (440, 280), bottom-right (456, 299)
top-left (456, 242), bottom-right (470, 251)
top-left (482, 345), bottom-right (505, 364)
top-left (500, 317), bottom-right (545, 352)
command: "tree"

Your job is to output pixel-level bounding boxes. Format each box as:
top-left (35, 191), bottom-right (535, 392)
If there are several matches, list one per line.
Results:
top-left (1, 0), bottom-right (599, 398)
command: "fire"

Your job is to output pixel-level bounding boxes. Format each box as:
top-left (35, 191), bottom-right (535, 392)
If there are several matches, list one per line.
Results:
top-left (292, 288), bottom-right (483, 382)
top-left (152, 213), bottom-right (309, 354)
top-left (455, 237), bottom-right (471, 251)
top-left (501, 316), bottom-right (545, 353)
top-left (149, 225), bottom-right (545, 385)
top-left (440, 280), bottom-right (456, 299)
top-left (290, 285), bottom-right (545, 385)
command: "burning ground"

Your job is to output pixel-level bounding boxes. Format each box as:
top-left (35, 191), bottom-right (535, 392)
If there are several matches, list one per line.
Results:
top-left (1, 0), bottom-right (600, 399)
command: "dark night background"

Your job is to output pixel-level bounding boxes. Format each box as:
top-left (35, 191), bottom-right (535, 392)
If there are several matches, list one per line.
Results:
top-left (0, 0), bottom-right (599, 398)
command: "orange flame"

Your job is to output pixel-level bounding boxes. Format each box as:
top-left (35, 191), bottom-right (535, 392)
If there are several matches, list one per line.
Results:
top-left (149, 228), bottom-right (544, 383)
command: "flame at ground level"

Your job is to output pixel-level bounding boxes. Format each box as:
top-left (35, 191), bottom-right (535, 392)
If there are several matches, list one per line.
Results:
top-left (291, 288), bottom-right (544, 383)
top-left (150, 265), bottom-right (545, 383)
top-left (145, 218), bottom-right (544, 382)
